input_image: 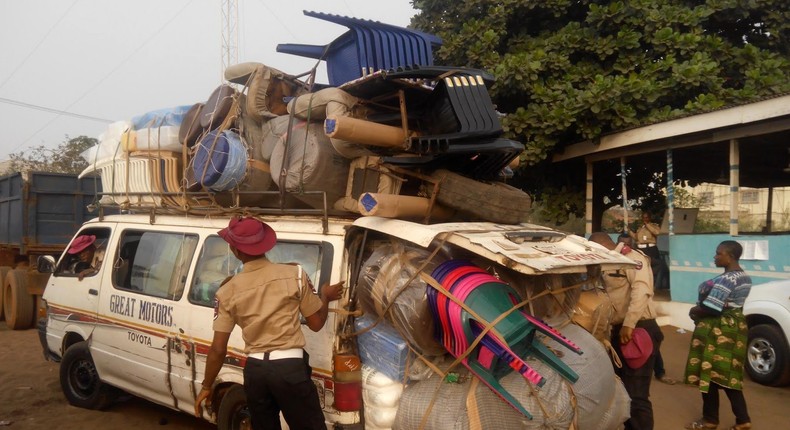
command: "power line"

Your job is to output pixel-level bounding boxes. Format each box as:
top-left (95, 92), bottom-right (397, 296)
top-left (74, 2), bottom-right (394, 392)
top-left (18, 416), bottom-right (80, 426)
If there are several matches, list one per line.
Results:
top-left (0, 96), bottom-right (113, 123)
top-left (255, 0), bottom-right (299, 41)
top-left (0, 0), bottom-right (80, 92)
top-left (8, 0), bottom-right (195, 155)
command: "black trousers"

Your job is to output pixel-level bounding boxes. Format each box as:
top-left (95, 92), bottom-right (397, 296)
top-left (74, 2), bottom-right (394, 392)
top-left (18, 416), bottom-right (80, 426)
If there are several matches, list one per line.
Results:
top-left (654, 349), bottom-right (666, 378)
top-left (243, 353), bottom-right (325, 430)
top-left (702, 382), bottom-right (751, 425)
top-left (612, 319), bottom-right (663, 430)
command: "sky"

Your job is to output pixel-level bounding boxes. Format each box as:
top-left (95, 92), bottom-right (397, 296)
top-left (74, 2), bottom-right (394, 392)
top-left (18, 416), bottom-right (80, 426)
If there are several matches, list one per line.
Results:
top-left (0, 0), bottom-right (417, 162)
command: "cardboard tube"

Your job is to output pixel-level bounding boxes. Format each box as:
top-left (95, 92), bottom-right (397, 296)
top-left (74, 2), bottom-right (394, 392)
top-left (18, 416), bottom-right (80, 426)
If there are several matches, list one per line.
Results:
top-left (325, 116), bottom-right (414, 149)
top-left (358, 192), bottom-right (453, 220)
top-left (508, 152), bottom-right (522, 170)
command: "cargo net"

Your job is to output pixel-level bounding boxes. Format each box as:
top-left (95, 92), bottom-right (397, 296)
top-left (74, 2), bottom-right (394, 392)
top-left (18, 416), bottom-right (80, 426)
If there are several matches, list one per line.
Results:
top-left (350, 238), bottom-right (630, 430)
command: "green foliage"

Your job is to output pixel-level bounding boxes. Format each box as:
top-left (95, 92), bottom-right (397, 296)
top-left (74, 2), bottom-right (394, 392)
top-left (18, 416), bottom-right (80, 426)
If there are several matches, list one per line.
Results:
top-left (523, 184), bottom-right (586, 227)
top-left (5, 135), bottom-right (95, 174)
top-left (411, 0), bottom-right (790, 225)
top-left (695, 216), bottom-right (728, 233)
top-left (413, 0), bottom-right (790, 164)
top-left (671, 184), bottom-right (702, 208)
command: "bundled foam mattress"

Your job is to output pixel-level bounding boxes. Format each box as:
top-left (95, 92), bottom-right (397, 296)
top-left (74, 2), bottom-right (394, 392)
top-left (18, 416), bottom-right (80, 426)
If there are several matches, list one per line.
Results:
top-left (268, 118), bottom-right (349, 208)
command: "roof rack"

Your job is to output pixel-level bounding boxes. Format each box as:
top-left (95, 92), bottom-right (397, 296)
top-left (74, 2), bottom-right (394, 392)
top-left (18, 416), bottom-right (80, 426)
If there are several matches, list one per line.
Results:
top-left (94, 189), bottom-right (341, 234)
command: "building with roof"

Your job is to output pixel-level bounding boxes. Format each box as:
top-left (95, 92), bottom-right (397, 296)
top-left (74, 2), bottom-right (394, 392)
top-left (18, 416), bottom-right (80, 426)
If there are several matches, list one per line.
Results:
top-left (553, 94), bottom-right (790, 303)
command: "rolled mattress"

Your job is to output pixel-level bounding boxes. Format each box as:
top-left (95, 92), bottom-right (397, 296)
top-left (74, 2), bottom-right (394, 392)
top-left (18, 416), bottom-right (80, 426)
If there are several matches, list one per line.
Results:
top-left (268, 118), bottom-right (349, 208)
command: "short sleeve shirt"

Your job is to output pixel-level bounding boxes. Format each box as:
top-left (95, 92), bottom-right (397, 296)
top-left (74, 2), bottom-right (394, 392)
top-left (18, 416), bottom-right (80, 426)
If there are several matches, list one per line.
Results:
top-left (698, 270), bottom-right (752, 312)
top-left (213, 258), bottom-right (323, 354)
top-left (601, 249), bottom-right (657, 327)
top-left (635, 223), bottom-right (660, 245)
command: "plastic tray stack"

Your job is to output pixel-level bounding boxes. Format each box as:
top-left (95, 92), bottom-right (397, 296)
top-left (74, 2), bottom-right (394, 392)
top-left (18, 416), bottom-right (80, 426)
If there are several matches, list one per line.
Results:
top-left (82, 152), bottom-right (183, 207)
top-left (276, 11), bottom-right (442, 86)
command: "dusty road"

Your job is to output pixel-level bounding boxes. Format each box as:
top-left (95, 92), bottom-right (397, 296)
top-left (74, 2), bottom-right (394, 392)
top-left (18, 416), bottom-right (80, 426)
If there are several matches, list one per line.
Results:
top-left (1, 323), bottom-right (787, 429)
top-left (0, 324), bottom-right (213, 430)
top-left (648, 324), bottom-right (789, 429)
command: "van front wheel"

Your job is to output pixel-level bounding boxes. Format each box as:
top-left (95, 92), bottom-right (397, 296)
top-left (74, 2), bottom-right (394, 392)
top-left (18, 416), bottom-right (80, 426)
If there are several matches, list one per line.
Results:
top-left (217, 384), bottom-right (251, 430)
top-left (60, 341), bottom-right (115, 410)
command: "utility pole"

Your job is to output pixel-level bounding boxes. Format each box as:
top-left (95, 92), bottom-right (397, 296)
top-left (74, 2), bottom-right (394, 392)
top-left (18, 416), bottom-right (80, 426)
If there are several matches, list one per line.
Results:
top-left (220, 0), bottom-right (239, 81)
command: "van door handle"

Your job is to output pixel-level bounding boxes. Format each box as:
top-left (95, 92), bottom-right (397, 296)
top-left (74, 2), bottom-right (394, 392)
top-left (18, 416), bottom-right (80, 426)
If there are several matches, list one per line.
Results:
top-left (89, 289), bottom-right (98, 296)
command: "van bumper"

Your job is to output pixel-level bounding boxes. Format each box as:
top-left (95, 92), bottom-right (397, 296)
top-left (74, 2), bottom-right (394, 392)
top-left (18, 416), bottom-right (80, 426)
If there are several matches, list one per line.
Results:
top-left (37, 318), bottom-right (60, 362)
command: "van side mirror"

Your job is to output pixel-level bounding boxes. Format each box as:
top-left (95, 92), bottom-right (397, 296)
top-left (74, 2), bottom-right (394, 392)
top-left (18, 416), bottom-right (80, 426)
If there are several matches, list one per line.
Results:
top-left (37, 255), bottom-right (56, 274)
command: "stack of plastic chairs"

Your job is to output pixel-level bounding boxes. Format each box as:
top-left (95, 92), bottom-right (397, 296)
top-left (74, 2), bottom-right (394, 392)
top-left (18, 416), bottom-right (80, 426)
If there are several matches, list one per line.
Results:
top-left (427, 260), bottom-right (584, 419)
top-left (276, 11), bottom-right (442, 86)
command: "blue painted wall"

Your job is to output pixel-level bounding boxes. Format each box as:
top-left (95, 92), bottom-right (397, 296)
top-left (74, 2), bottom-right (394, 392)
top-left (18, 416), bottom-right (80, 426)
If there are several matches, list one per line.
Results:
top-left (668, 234), bottom-right (790, 303)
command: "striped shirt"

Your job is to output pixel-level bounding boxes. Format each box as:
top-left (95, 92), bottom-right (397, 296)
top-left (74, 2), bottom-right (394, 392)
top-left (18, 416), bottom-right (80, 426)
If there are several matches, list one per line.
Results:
top-left (699, 270), bottom-right (752, 312)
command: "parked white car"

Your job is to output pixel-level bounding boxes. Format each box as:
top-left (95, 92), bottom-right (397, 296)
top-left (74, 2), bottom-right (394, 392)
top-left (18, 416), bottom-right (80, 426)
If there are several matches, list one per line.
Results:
top-left (743, 279), bottom-right (790, 386)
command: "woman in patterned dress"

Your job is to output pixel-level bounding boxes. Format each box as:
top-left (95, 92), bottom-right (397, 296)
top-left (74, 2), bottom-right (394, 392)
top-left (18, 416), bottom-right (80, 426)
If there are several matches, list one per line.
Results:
top-left (684, 241), bottom-right (753, 430)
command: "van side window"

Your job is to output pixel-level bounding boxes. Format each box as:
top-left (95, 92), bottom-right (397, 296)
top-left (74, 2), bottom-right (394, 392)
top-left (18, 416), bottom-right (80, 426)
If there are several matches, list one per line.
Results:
top-left (188, 237), bottom-right (327, 307)
top-left (56, 227), bottom-right (111, 279)
top-left (267, 241), bottom-right (325, 288)
top-left (189, 236), bottom-right (241, 306)
top-left (113, 230), bottom-right (198, 300)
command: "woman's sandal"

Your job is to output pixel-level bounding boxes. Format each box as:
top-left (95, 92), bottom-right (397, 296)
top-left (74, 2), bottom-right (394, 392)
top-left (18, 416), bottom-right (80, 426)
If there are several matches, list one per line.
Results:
top-left (685, 420), bottom-right (718, 429)
top-left (726, 424), bottom-right (751, 430)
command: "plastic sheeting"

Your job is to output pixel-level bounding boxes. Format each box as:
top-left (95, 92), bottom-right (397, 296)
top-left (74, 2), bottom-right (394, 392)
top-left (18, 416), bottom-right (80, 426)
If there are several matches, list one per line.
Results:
top-left (356, 241), bottom-right (445, 356)
top-left (571, 285), bottom-right (614, 342)
top-left (393, 324), bottom-right (629, 430)
top-left (268, 117), bottom-right (349, 208)
top-left (131, 105), bottom-right (192, 130)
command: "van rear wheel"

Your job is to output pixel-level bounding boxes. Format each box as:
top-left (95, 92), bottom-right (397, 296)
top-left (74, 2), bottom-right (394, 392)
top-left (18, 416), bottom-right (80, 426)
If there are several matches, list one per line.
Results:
top-left (217, 384), bottom-right (251, 430)
top-left (60, 341), bottom-right (116, 410)
top-left (3, 268), bottom-right (34, 329)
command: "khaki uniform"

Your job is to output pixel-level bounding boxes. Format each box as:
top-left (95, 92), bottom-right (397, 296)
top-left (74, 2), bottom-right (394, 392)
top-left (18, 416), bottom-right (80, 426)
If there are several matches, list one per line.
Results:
top-left (603, 248), bottom-right (657, 328)
top-left (213, 258), bottom-right (322, 354)
top-left (603, 247), bottom-right (661, 430)
top-left (631, 222), bottom-right (660, 247)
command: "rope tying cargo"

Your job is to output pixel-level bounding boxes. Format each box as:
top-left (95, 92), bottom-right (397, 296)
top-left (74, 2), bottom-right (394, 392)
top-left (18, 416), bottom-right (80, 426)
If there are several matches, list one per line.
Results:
top-left (209, 131), bottom-right (246, 191)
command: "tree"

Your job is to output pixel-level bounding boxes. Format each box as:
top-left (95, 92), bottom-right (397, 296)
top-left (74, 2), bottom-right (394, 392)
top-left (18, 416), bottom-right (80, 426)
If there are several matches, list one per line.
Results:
top-left (5, 135), bottom-right (96, 174)
top-left (411, 0), bottom-right (790, 223)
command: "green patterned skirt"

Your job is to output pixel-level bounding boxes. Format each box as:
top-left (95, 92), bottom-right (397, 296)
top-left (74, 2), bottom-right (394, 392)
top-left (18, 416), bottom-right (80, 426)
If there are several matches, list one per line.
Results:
top-left (684, 308), bottom-right (748, 392)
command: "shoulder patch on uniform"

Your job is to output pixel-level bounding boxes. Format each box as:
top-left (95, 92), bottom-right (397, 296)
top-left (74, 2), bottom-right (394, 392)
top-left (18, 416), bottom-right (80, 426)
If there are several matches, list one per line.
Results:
top-left (635, 261), bottom-right (643, 270)
top-left (213, 297), bottom-right (220, 320)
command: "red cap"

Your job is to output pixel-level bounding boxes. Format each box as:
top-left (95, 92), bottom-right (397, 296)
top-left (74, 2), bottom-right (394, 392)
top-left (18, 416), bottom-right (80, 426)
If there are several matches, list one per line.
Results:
top-left (621, 327), bottom-right (654, 369)
top-left (218, 217), bottom-right (276, 256)
top-left (68, 235), bottom-right (96, 254)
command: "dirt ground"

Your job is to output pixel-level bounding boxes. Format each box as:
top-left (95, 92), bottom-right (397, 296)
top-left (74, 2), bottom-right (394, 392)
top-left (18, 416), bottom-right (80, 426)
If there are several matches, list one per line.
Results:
top-left (0, 324), bottom-right (213, 430)
top-left (1, 323), bottom-right (787, 429)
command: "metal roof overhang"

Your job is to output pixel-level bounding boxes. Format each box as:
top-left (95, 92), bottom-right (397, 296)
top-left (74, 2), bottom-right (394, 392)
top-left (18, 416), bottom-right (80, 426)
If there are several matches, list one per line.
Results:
top-left (552, 94), bottom-right (790, 188)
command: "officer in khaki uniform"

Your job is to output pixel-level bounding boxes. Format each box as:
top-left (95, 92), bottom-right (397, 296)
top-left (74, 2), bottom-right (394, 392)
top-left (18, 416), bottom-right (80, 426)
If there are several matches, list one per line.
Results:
top-left (589, 232), bottom-right (662, 430)
top-left (628, 212), bottom-right (662, 262)
top-left (195, 217), bottom-right (343, 430)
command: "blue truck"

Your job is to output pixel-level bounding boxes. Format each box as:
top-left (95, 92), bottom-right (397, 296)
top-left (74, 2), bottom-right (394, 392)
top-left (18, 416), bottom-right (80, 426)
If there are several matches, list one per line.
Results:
top-left (0, 171), bottom-right (103, 329)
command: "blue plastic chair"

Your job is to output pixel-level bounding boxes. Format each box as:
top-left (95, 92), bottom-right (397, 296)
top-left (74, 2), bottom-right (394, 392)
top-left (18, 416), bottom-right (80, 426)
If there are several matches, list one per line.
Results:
top-left (276, 11), bottom-right (443, 86)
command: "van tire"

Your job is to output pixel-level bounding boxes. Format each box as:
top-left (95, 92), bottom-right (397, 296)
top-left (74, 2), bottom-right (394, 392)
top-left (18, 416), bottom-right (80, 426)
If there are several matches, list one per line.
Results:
top-left (0, 266), bottom-right (11, 321)
top-left (429, 169), bottom-right (531, 224)
top-left (217, 384), bottom-right (251, 430)
top-left (60, 341), bottom-right (116, 410)
top-left (4, 269), bottom-right (34, 330)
